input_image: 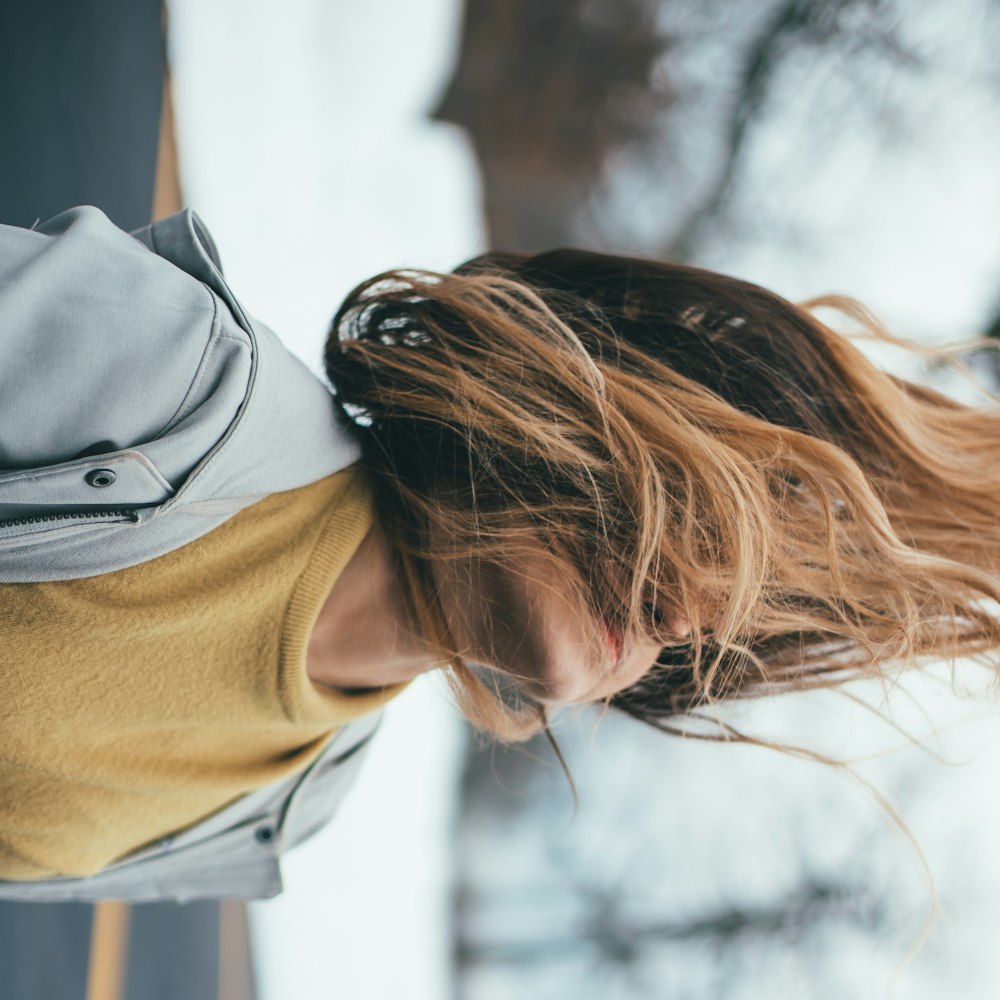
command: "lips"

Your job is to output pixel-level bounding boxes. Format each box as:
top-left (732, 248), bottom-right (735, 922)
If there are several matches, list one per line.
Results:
top-left (603, 622), bottom-right (624, 668)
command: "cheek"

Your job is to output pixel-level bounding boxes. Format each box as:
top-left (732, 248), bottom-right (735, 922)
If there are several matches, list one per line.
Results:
top-left (435, 555), bottom-right (545, 680)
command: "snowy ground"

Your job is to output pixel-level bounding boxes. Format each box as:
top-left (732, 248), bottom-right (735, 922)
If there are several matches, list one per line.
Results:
top-left (164, 1), bottom-right (478, 996)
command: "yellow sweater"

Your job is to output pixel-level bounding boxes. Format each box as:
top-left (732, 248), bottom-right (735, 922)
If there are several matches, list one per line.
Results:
top-left (0, 466), bottom-right (408, 880)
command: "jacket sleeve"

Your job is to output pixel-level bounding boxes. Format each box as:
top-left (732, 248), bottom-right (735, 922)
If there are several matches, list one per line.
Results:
top-left (0, 205), bottom-right (223, 472)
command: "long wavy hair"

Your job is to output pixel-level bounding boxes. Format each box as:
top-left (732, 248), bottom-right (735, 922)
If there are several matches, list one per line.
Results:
top-left (322, 249), bottom-right (1000, 743)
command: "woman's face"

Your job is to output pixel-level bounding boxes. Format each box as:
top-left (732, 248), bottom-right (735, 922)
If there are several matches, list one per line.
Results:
top-left (434, 550), bottom-right (682, 705)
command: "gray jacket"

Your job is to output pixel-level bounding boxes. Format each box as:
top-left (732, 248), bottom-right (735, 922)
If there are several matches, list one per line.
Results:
top-left (0, 206), bottom-right (380, 902)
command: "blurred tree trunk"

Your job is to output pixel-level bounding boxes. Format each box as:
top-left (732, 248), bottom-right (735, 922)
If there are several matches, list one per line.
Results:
top-left (433, 0), bottom-right (671, 251)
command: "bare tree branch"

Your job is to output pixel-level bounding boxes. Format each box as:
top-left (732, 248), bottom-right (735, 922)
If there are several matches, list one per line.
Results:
top-left (664, 0), bottom-right (919, 261)
top-left (455, 876), bottom-right (885, 966)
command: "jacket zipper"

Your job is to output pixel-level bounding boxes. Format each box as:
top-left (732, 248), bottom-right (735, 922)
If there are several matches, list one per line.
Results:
top-left (0, 510), bottom-right (140, 529)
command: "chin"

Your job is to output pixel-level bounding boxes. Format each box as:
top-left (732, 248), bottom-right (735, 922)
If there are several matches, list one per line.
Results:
top-left (527, 667), bottom-right (598, 706)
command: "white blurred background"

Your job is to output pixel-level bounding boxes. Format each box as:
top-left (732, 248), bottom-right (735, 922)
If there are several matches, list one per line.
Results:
top-left (163, 2), bottom-right (1000, 997)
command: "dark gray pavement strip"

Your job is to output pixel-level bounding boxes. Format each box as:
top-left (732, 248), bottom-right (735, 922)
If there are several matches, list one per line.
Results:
top-left (0, 900), bottom-right (93, 1000)
top-left (0, 0), bottom-right (166, 231)
top-left (122, 901), bottom-right (223, 1000)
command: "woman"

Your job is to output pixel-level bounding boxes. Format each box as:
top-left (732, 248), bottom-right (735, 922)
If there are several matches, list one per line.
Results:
top-left (1, 205), bottom-right (998, 897)
top-left (326, 246), bottom-right (1000, 740)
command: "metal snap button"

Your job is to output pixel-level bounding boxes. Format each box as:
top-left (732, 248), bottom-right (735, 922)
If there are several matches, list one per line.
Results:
top-left (85, 469), bottom-right (117, 488)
